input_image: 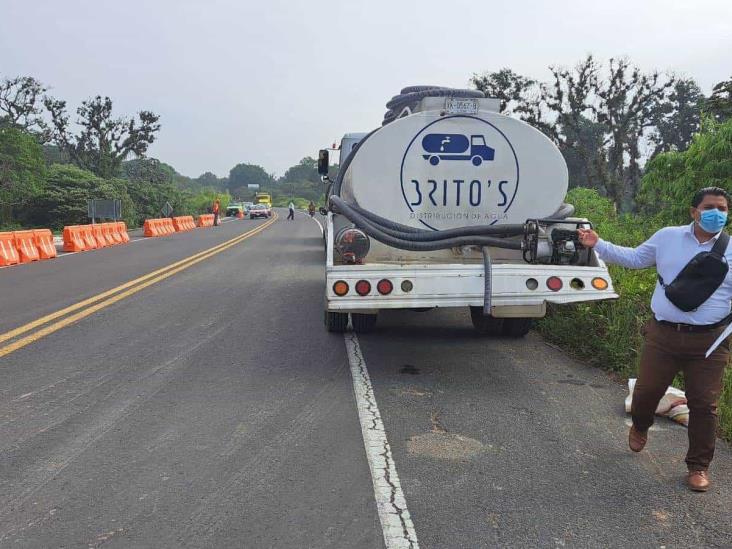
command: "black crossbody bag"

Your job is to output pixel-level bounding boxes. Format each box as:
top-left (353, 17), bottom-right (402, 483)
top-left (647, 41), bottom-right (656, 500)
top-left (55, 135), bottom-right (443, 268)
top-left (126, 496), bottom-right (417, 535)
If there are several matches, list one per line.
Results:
top-left (658, 231), bottom-right (730, 312)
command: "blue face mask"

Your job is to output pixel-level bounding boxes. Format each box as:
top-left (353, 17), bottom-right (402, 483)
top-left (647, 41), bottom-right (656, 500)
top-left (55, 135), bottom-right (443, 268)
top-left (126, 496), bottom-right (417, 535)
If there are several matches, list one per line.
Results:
top-left (699, 208), bottom-right (728, 233)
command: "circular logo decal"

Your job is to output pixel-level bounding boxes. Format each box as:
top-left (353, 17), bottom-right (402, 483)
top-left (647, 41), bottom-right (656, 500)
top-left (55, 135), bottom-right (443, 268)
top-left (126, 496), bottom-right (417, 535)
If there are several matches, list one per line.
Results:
top-left (399, 116), bottom-right (519, 230)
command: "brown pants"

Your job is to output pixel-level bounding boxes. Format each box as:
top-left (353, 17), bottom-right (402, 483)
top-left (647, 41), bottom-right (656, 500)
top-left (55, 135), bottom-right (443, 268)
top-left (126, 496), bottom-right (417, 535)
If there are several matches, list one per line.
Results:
top-left (632, 319), bottom-right (729, 471)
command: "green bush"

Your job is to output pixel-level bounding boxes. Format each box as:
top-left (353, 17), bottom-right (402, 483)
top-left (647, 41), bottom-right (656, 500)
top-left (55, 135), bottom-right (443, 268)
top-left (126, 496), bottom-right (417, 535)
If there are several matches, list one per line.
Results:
top-left (26, 164), bottom-right (135, 230)
top-left (0, 127), bottom-right (46, 226)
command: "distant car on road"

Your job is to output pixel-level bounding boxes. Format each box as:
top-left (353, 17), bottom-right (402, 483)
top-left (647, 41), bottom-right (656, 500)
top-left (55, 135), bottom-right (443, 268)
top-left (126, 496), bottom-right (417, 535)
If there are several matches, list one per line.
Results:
top-left (226, 202), bottom-right (245, 217)
top-left (249, 203), bottom-right (272, 219)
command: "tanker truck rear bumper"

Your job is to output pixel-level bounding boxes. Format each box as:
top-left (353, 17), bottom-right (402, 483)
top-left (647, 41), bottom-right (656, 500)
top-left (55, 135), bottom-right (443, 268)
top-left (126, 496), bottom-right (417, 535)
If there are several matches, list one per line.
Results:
top-left (326, 263), bottom-right (618, 315)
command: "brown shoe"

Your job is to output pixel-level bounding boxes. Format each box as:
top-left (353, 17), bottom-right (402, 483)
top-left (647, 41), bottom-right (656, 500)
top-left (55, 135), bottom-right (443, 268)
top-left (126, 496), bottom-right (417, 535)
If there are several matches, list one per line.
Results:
top-left (628, 426), bottom-right (647, 452)
top-left (687, 470), bottom-right (710, 492)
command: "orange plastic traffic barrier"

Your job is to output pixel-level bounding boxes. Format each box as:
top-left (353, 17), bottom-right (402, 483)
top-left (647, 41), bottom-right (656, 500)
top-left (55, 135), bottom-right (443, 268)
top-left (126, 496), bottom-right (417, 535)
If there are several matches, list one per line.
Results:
top-left (62, 226), bottom-right (86, 252)
top-left (81, 225), bottom-right (99, 249)
top-left (0, 232), bottom-right (20, 266)
top-left (117, 221), bottom-right (130, 243)
top-left (92, 224), bottom-right (108, 248)
top-left (197, 214), bottom-right (214, 227)
top-left (13, 230), bottom-right (40, 263)
top-left (108, 222), bottom-right (124, 244)
top-left (144, 218), bottom-right (176, 237)
top-left (33, 229), bottom-right (57, 260)
top-left (100, 222), bottom-right (117, 245)
top-left (173, 216), bottom-right (196, 232)
top-left (144, 219), bottom-right (159, 237)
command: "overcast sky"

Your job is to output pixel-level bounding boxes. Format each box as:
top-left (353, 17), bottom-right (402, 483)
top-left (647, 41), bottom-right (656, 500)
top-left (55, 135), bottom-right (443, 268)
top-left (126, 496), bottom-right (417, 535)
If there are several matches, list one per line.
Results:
top-left (1, 0), bottom-right (730, 178)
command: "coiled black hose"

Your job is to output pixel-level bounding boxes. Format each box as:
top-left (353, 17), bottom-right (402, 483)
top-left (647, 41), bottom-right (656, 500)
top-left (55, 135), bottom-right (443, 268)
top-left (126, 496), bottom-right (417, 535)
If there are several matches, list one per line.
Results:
top-left (330, 196), bottom-right (523, 251)
top-left (383, 85), bottom-right (485, 126)
top-left (347, 201), bottom-right (525, 240)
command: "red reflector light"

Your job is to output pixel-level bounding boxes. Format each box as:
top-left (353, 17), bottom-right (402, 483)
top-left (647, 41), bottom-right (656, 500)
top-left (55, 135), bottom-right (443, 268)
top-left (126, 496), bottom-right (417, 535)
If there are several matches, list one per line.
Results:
top-left (355, 280), bottom-right (371, 296)
top-left (377, 279), bottom-right (393, 295)
top-left (546, 276), bottom-right (563, 292)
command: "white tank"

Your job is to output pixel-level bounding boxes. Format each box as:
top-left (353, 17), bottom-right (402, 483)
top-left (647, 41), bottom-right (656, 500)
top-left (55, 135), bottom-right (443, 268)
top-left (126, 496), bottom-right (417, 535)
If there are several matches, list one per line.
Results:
top-left (341, 99), bottom-right (568, 231)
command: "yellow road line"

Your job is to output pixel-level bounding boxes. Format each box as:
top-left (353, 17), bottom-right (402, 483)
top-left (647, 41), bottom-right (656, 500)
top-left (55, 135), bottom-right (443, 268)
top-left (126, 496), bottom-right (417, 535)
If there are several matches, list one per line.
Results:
top-left (0, 217), bottom-right (277, 345)
top-left (0, 214), bottom-right (278, 358)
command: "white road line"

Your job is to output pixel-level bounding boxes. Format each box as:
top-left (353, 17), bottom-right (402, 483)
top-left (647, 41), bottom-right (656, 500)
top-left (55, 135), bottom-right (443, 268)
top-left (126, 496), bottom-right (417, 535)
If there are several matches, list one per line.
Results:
top-left (307, 214), bottom-right (324, 236)
top-left (343, 332), bottom-right (419, 549)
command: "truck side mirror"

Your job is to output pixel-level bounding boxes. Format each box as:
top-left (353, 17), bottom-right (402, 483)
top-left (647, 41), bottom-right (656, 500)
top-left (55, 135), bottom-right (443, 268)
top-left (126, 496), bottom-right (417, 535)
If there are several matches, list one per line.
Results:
top-left (318, 149), bottom-right (329, 176)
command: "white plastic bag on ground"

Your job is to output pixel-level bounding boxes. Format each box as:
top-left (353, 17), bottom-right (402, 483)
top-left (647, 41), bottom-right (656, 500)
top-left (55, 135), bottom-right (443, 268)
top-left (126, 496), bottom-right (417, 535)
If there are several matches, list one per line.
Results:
top-left (625, 378), bottom-right (689, 427)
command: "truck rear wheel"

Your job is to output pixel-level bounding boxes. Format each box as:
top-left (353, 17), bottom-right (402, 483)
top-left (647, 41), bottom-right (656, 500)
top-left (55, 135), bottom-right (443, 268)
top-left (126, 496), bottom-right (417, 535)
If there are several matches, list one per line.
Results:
top-left (352, 313), bottom-right (378, 333)
top-left (325, 311), bottom-right (349, 332)
top-left (469, 306), bottom-right (504, 336)
top-left (502, 318), bottom-right (533, 338)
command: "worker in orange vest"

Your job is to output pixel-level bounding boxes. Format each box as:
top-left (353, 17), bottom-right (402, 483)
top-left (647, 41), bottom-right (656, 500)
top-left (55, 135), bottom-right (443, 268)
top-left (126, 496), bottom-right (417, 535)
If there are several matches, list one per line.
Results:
top-left (213, 199), bottom-right (220, 226)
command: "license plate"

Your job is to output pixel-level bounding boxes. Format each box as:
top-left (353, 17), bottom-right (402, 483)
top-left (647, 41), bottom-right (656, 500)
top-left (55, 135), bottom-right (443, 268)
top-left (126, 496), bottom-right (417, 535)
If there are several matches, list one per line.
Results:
top-left (445, 97), bottom-right (479, 115)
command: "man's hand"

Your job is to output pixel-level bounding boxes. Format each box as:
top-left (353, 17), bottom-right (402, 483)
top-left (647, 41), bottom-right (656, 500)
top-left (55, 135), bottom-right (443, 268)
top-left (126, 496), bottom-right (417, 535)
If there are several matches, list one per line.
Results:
top-left (577, 228), bottom-right (599, 248)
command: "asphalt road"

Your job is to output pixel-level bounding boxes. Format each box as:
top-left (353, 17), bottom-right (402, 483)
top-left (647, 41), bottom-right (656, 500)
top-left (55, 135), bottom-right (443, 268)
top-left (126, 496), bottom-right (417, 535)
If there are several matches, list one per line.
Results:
top-left (1, 209), bottom-right (731, 548)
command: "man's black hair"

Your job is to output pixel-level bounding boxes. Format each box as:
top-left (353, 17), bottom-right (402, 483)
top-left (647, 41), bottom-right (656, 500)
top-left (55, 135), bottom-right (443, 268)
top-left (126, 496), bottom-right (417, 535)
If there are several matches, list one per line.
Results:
top-left (692, 187), bottom-right (731, 208)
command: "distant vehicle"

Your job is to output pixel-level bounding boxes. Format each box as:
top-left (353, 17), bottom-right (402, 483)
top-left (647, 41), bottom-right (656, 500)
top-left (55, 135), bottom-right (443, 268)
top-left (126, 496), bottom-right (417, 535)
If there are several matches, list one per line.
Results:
top-left (226, 202), bottom-right (245, 217)
top-left (254, 193), bottom-right (272, 207)
top-left (243, 202), bottom-right (254, 211)
top-left (249, 203), bottom-right (272, 219)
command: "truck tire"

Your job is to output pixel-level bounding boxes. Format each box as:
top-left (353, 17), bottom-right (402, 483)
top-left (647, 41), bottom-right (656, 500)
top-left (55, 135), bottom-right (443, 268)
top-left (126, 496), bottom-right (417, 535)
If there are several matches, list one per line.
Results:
top-left (502, 318), bottom-right (533, 338)
top-left (469, 306), bottom-right (504, 336)
top-left (352, 313), bottom-right (378, 333)
top-left (325, 311), bottom-right (349, 332)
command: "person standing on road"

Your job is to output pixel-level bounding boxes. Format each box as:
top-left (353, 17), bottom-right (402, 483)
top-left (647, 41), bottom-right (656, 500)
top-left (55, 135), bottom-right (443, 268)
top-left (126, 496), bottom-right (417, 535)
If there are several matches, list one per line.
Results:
top-left (308, 201), bottom-right (316, 217)
top-left (287, 201), bottom-right (295, 221)
top-left (578, 187), bottom-right (732, 492)
top-left (213, 199), bottom-right (220, 227)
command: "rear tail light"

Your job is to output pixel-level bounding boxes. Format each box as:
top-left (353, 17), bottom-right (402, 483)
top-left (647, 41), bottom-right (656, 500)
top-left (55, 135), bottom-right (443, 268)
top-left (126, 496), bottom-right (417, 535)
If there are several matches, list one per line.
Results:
top-left (333, 280), bottom-right (349, 296)
top-left (546, 276), bottom-right (563, 291)
top-left (355, 280), bottom-right (371, 296)
top-left (592, 277), bottom-right (609, 290)
top-left (335, 228), bottom-right (370, 264)
top-left (377, 279), bottom-right (393, 295)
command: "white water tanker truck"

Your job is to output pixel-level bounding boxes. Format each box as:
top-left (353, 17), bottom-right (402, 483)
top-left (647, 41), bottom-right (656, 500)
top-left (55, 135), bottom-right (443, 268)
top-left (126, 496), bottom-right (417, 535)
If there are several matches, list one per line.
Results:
top-left (318, 86), bottom-right (618, 335)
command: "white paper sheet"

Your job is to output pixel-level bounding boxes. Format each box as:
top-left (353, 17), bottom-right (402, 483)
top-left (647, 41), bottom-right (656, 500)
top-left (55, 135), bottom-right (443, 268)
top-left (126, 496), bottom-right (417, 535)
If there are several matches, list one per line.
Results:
top-left (706, 322), bottom-right (732, 358)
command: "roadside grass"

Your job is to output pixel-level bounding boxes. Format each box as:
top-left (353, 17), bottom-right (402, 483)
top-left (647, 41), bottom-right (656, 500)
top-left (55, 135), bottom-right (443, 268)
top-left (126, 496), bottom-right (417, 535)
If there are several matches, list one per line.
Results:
top-left (537, 188), bottom-right (732, 441)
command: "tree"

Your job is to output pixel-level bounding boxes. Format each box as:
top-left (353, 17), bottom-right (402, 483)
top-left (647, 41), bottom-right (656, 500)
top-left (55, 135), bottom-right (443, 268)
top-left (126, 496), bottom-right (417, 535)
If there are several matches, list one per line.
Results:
top-left (228, 163), bottom-right (273, 194)
top-left (280, 157), bottom-right (320, 184)
top-left (44, 95), bottom-right (160, 178)
top-left (543, 56), bottom-right (676, 209)
top-left (706, 77), bottom-right (732, 122)
top-left (28, 164), bottom-right (134, 229)
top-left (471, 68), bottom-right (537, 114)
top-left (0, 127), bottom-right (46, 226)
top-left (638, 118), bottom-right (732, 222)
top-left (0, 76), bottom-right (49, 140)
top-left (196, 171), bottom-right (220, 187)
top-left (649, 78), bottom-right (704, 157)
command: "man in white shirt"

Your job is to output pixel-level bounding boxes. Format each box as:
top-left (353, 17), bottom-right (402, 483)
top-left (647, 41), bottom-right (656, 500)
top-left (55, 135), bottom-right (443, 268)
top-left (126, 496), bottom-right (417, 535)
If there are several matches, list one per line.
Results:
top-left (578, 187), bottom-right (732, 492)
top-left (287, 202), bottom-right (295, 221)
